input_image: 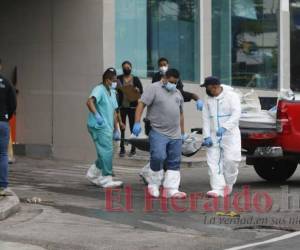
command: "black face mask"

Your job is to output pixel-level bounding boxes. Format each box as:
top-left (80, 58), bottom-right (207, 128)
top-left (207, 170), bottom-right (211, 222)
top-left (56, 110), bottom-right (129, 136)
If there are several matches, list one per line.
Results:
top-left (123, 69), bottom-right (131, 76)
top-left (206, 88), bottom-right (214, 97)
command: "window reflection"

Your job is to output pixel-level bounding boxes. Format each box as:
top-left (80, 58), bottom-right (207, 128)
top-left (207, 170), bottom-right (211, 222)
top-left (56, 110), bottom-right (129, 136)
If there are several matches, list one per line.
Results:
top-left (212, 0), bottom-right (279, 89)
top-left (291, 0), bottom-right (300, 91)
top-left (147, 0), bottom-right (200, 81)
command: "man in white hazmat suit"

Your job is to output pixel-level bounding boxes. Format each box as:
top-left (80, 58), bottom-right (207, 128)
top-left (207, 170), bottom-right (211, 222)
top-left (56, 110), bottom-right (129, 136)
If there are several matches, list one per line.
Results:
top-left (201, 76), bottom-right (241, 198)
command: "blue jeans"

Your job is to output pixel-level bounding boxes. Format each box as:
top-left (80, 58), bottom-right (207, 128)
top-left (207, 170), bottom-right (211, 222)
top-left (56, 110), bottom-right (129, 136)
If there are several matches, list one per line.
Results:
top-left (149, 129), bottom-right (182, 172)
top-left (0, 121), bottom-right (9, 188)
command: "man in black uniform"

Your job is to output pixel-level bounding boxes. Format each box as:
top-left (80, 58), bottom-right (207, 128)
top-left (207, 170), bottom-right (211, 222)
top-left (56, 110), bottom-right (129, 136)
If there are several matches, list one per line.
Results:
top-left (0, 59), bottom-right (17, 195)
top-left (152, 57), bottom-right (203, 110)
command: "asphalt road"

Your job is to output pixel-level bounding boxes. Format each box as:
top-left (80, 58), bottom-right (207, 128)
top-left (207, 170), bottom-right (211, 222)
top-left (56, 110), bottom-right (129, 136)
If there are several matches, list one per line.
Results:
top-left (1, 154), bottom-right (300, 250)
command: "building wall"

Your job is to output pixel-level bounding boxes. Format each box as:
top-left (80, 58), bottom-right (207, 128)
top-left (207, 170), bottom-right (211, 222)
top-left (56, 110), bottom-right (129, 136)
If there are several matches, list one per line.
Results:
top-left (0, 0), bottom-right (107, 161)
top-left (0, 0), bottom-right (53, 146)
top-left (51, 0), bottom-right (104, 160)
top-left (0, 0), bottom-right (280, 162)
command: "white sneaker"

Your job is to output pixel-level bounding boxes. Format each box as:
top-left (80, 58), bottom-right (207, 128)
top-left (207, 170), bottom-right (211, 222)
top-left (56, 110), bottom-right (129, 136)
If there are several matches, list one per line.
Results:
top-left (86, 164), bottom-right (102, 186)
top-left (98, 176), bottom-right (123, 188)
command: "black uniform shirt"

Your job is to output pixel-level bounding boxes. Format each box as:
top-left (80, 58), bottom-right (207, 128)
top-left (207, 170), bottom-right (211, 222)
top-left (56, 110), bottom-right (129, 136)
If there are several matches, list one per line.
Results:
top-left (0, 75), bottom-right (17, 122)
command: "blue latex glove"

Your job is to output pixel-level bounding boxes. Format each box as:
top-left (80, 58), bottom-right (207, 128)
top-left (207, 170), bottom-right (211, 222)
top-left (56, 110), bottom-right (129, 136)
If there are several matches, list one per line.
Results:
top-left (216, 127), bottom-right (227, 137)
top-left (196, 99), bottom-right (204, 111)
top-left (181, 133), bottom-right (188, 142)
top-left (113, 129), bottom-right (121, 141)
top-left (202, 137), bottom-right (213, 148)
top-left (132, 122), bottom-right (142, 137)
top-left (94, 112), bottom-right (104, 126)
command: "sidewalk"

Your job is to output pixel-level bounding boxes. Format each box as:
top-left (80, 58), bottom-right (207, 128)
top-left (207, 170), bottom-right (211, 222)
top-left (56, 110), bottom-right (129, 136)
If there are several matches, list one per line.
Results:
top-left (0, 188), bottom-right (20, 221)
top-left (0, 241), bottom-right (46, 250)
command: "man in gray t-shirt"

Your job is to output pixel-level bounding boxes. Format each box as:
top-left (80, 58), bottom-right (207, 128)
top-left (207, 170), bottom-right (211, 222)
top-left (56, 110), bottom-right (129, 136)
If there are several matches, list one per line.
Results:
top-left (141, 81), bottom-right (183, 139)
top-left (132, 69), bottom-right (186, 199)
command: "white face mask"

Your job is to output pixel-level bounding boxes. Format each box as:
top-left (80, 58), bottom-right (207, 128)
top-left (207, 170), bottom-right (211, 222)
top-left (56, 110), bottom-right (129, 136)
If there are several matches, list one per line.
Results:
top-left (160, 66), bottom-right (168, 73)
top-left (111, 81), bottom-right (117, 89)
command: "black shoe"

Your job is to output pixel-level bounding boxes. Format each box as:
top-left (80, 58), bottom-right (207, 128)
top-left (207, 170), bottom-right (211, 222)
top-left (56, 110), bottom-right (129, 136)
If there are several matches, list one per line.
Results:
top-left (128, 151), bottom-right (136, 157)
top-left (119, 150), bottom-right (126, 157)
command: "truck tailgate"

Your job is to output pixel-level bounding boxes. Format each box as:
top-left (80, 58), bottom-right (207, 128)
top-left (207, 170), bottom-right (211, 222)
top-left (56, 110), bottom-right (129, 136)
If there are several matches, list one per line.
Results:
top-left (277, 100), bottom-right (300, 153)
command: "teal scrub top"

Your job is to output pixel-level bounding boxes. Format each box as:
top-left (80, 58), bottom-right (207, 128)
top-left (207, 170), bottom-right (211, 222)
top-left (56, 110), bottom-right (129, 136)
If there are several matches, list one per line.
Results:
top-left (87, 84), bottom-right (118, 131)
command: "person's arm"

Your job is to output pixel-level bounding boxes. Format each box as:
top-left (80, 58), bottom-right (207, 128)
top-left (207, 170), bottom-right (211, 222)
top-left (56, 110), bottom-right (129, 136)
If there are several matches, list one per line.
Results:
top-left (134, 100), bottom-right (146, 123)
top-left (7, 82), bottom-right (17, 119)
top-left (86, 97), bottom-right (98, 114)
top-left (202, 100), bottom-right (211, 139)
top-left (116, 110), bottom-right (126, 130)
top-left (176, 79), bottom-right (199, 102)
top-left (180, 112), bottom-right (185, 135)
top-left (221, 93), bottom-right (241, 132)
top-left (114, 111), bottom-right (120, 130)
top-left (135, 77), bottom-right (143, 94)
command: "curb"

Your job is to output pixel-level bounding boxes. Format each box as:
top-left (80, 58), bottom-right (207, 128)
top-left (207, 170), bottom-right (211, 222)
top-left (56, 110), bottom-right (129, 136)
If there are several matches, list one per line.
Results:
top-left (0, 189), bottom-right (20, 221)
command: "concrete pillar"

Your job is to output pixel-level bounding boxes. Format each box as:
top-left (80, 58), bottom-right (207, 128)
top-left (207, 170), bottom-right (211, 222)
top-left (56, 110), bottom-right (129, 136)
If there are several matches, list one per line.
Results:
top-left (279, 0), bottom-right (291, 90)
top-left (200, 0), bottom-right (212, 81)
top-left (101, 0), bottom-right (115, 70)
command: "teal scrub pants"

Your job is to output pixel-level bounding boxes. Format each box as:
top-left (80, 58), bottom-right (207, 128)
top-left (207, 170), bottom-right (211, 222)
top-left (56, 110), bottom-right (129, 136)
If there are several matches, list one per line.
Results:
top-left (88, 127), bottom-right (113, 176)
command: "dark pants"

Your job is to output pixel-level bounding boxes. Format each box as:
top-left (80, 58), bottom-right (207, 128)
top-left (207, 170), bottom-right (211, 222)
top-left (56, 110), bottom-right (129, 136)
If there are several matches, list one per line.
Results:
top-left (120, 108), bottom-right (136, 152)
top-left (0, 121), bottom-right (10, 188)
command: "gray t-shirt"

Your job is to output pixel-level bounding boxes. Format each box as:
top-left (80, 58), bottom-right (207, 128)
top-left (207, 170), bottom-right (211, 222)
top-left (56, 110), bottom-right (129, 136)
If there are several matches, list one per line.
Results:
top-left (141, 82), bottom-right (183, 139)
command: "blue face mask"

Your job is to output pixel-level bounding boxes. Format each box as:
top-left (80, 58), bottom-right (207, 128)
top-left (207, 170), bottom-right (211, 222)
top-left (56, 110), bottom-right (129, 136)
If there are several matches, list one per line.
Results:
top-left (111, 82), bottom-right (117, 89)
top-left (165, 82), bottom-right (177, 92)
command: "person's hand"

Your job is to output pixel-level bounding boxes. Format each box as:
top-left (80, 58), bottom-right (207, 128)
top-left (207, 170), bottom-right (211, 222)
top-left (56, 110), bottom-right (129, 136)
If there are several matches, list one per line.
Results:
top-left (132, 122), bottom-right (142, 137)
top-left (181, 133), bottom-right (189, 142)
top-left (196, 99), bottom-right (204, 111)
top-left (113, 129), bottom-right (121, 141)
top-left (94, 112), bottom-right (104, 126)
top-left (216, 127), bottom-right (226, 137)
top-left (202, 137), bottom-right (213, 148)
top-left (120, 122), bottom-right (126, 130)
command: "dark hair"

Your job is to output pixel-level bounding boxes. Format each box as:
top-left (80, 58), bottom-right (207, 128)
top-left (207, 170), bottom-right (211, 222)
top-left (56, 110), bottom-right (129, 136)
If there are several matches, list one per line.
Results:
top-left (165, 68), bottom-right (180, 79)
top-left (122, 60), bottom-right (132, 67)
top-left (0, 58), bottom-right (2, 65)
top-left (103, 67), bottom-right (116, 82)
top-left (158, 57), bottom-right (168, 65)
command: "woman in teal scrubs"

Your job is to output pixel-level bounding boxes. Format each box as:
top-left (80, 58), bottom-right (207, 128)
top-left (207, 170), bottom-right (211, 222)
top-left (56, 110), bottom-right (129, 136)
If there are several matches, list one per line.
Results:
top-left (86, 68), bottom-right (123, 188)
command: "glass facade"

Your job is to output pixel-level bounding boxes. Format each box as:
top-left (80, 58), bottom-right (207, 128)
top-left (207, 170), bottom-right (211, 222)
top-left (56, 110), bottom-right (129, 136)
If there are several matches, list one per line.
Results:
top-left (212, 0), bottom-right (279, 89)
top-left (115, 0), bottom-right (200, 81)
top-left (115, 0), bottom-right (148, 77)
top-left (291, 0), bottom-right (300, 91)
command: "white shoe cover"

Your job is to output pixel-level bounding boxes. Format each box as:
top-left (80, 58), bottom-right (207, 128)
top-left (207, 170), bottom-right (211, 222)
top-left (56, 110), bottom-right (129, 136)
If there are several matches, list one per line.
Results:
top-left (86, 164), bottom-right (102, 186)
top-left (139, 163), bottom-right (151, 185)
top-left (147, 168), bottom-right (164, 198)
top-left (224, 185), bottom-right (233, 197)
top-left (206, 190), bottom-right (224, 198)
top-left (148, 185), bottom-right (160, 198)
top-left (98, 176), bottom-right (123, 188)
top-left (162, 170), bottom-right (186, 199)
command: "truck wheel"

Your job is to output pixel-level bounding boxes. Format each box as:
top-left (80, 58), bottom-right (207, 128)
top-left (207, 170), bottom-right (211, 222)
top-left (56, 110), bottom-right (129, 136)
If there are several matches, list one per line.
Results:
top-left (253, 159), bottom-right (298, 182)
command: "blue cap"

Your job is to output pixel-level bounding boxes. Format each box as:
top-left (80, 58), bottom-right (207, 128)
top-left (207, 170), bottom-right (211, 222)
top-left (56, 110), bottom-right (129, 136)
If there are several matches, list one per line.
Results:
top-left (200, 76), bottom-right (221, 87)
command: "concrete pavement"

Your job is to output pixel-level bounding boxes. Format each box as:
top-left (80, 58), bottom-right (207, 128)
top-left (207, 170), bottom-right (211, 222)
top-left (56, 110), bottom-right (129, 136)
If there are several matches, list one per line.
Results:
top-left (0, 189), bottom-right (20, 221)
top-left (1, 152), bottom-right (300, 249)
